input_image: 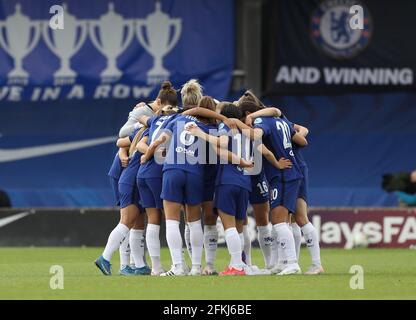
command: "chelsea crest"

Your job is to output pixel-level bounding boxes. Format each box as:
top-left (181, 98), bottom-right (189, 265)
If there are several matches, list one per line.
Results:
top-left (311, 0), bottom-right (372, 59)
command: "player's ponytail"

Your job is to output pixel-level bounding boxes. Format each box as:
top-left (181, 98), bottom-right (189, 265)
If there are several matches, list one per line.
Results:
top-left (129, 126), bottom-right (147, 156)
top-left (157, 80), bottom-right (178, 106)
top-left (181, 79), bottom-right (203, 109)
top-left (239, 90), bottom-right (265, 109)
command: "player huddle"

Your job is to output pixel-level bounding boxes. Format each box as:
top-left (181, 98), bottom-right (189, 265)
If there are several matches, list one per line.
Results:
top-left (95, 79), bottom-right (324, 276)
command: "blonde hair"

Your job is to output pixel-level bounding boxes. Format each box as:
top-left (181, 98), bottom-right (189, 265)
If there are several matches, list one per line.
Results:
top-left (129, 126), bottom-right (147, 156)
top-left (181, 79), bottom-right (203, 108)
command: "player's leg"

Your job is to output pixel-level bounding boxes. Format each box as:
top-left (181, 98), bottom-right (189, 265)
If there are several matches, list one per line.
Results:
top-left (252, 202), bottom-right (274, 268)
top-left (95, 200), bottom-right (137, 275)
top-left (184, 172), bottom-right (205, 276)
top-left (269, 178), bottom-right (301, 275)
top-left (129, 209), bottom-right (150, 275)
top-left (160, 169), bottom-right (187, 276)
top-left (202, 200), bottom-right (218, 275)
top-left (290, 214), bottom-right (302, 261)
top-left (181, 208), bottom-right (191, 273)
top-left (119, 232), bottom-right (131, 271)
top-left (294, 198), bottom-right (324, 274)
top-left (242, 218), bottom-right (251, 266)
top-left (145, 208), bottom-right (164, 275)
top-left (216, 185), bottom-right (248, 276)
top-left (161, 200), bottom-right (185, 276)
top-left (218, 210), bottom-right (245, 276)
top-left (184, 210), bottom-right (192, 261)
top-left (108, 177), bottom-right (131, 274)
top-left (186, 204), bottom-right (203, 275)
top-left (138, 177), bottom-right (165, 275)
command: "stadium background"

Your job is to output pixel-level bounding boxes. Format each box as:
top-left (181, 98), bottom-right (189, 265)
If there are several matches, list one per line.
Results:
top-left (0, 0), bottom-right (415, 249)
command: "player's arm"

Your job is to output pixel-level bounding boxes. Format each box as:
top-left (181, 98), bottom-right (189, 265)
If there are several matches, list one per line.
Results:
top-left (292, 132), bottom-right (308, 147)
top-left (187, 124), bottom-right (220, 146)
top-left (294, 124), bottom-right (309, 137)
top-left (116, 137), bottom-right (131, 148)
top-left (183, 107), bottom-right (226, 121)
top-left (216, 146), bottom-right (254, 168)
top-left (257, 144), bottom-right (292, 170)
top-left (213, 135), bottom-right (253, 168)
top-left (225, 118), bottom-right (264, 141)
top-left (140, 134), bottom-right (169, 164)
top-left (245, 107), bottom-right (282, 126)
top-left (137, 115), bottom-right (152, 127)
top-left (136, 136), bottom-right (149, 154)
top-left (118, 147), bottom-right (129, 167)
top-left (119, 104), bottom-right (151, 137)
top-left (183, 108), bottom-right (238, 132)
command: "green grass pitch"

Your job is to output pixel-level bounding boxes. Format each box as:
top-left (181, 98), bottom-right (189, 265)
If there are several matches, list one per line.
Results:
top-left (0, 247), bottom-right (415, 300)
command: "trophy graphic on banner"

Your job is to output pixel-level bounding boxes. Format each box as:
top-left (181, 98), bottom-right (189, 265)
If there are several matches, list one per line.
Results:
top-left (43, 3), bottom-right (87, 85)
top-left (89, 2), bottom-right (134, 83)
top-left (136, 1), bottom-right (182, 85)
top-left (0, 4), bottom-right (40, 85)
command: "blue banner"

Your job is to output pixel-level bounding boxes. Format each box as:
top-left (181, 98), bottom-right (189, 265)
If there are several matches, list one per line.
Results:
top-left (0, 0), bottom-right (234, 101)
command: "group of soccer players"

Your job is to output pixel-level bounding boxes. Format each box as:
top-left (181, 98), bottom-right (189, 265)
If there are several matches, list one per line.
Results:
top-left (95, 79), bottom-right (324, 276)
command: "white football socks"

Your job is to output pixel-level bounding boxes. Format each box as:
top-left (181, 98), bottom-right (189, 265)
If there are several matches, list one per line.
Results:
top-left (301, 222), bottom-right (321, 267)
top-left (146, 223), bottom-right (162, 272)
top-left (225, 227), bottom-right (243, 268)
top-left (257, 225), bottom-right (273, 267)
top-left (243, 225), bottom-right (252, 266)
top-left (290, 222), bottom-right (302, 261)
top-left (188, 220), bottom-right (203, 266)
top-left (130, 229), bottom-right (146, 268)
top-left (203, 225), bottom-right (218, 267)
top-left (273, 222), bottom-right (297, 265)
top-left (184, 223), bottom-right (192, 260)
top-left (270, 226), bottom-right (279, 266)
top-left (102, 223), bottom-right (129, 262)
top-left (166, 220), bottom-right (183, 267)
top-left (119, 231), bottom-right (131, 268)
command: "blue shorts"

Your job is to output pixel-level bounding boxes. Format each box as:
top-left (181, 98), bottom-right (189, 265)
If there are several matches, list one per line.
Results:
top-left (250, 173), bottom-right (269, 204)
top-left (214, 185), bottom-right (249, 221)
top-left (137, 177), bottom-right (163, 209)
top-left (269, 178), bottom-right (301, 213)
top-left (298, 166), bottom-right (309, 203)
top-left (118, 182), bottom-right (142, 210)
top-left (161, 169), bottom-right (204, 205)
top-left (109, 177), bottom-right (120, 206)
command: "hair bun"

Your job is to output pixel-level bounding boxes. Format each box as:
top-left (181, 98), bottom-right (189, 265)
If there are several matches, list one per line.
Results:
top-left (161, 81), bottom-right (173, 91)
top-left (183, 79), bottom-right (200, 93)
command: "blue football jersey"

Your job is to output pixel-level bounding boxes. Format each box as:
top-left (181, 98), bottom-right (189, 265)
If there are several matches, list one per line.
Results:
top-left (253, 117), bottom-right (303, 182)
top-left (215, 123), bottom-right (252, 192)
top-left (281, 115), bottom-right (307, 168)
top-left (163, 115), bottom-right (210, 176)
top-left (119, 128), bottom-right (149, 185)
top-left (138, 114), bottom-right (177, 179)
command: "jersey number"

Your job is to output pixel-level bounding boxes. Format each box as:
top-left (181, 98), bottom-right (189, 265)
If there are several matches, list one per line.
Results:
top-left (151, 120), bottom-right (165, 143)
top-left (180, 130), bottom-right (196, 146)
top-left (256, 182), bottom-right (269, 194)
top-left (276, 121), bottom-right (292, 149)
